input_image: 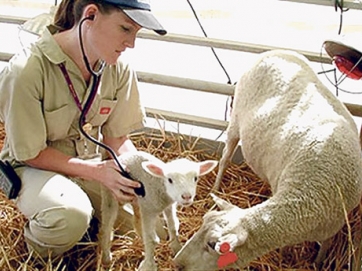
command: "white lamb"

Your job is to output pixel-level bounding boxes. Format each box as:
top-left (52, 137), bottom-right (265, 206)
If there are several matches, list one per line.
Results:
top-left (97, 150), bottom-right (218, 270)
top-left (173, 49), bottom-right (362, 271)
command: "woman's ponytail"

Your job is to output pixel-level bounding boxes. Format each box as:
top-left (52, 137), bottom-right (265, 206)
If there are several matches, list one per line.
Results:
top-left (53, 0), bottom-right (77, 30)
top-left (53, 0), bottom-right (117, 31)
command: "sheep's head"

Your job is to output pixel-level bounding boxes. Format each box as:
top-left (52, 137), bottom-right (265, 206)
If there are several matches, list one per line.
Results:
top-left (141, 158), bottom-right (218, 206)
top-left (173, 194), bottom-right (249, 271)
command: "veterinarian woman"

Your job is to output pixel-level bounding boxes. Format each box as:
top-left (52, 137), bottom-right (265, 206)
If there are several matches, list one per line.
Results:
top-left (0, 0), bottom-right (166, 258)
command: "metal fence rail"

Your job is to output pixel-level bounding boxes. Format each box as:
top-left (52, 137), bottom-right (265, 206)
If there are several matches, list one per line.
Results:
top-left (1, 12), bottom-right (362, 132)
top-left (279, 0), bottom-right (362, 10)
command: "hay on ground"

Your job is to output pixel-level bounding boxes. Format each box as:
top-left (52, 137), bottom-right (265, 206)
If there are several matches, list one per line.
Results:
top-left (0, 123), bottom-right (361, 271)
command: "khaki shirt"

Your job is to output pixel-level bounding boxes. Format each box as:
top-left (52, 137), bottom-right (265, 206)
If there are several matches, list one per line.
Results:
top-left (0, 26), bottom-right (146, 162)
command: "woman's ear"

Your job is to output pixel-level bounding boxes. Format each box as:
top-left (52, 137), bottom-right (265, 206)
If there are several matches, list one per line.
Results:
top-left (83, 4), bottom-right (99, 22)
top-left (86, 14), bottom-right (95, 21)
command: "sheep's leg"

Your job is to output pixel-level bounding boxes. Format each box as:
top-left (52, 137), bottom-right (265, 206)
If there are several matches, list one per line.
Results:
top-left (131, 201), bottom-right (142, 237)
top-left (315, 237), bottom-right (333, 270)
top-left (155, 215), bottom-right (168, 241)
top-left (213, 125), bottom-right (240, 190)
top-left (98, 187), bottom-right (118, 267)
top-left (132, 201), bottom-right (167, 241)
top-left (138, 210), bottom-right (159, 271)
top-left (359, 124), bottom-right (362, 150)
top-left (354, 239), bottom-right (362, 271)
top-left (163, 203), bottom-right (181, 254)
top-left (351, 202), bottom-right (362, 271)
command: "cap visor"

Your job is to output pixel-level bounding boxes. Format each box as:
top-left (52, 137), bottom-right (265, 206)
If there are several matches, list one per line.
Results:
top-left (123, 9), bottom-right (166, 35)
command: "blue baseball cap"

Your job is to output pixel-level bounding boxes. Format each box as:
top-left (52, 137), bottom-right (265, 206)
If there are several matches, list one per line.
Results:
top-left (103, 0), bottom-right (166, 35)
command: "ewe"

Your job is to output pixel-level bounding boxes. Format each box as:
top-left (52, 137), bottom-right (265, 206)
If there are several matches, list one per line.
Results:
top-left (173, 49), bottom-right (362, 271)
top-left (98, 150), bottom-right (218, 271)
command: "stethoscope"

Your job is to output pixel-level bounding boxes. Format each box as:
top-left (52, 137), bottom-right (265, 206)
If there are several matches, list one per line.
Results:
top-left (77, 16), bottom-right (145, 197)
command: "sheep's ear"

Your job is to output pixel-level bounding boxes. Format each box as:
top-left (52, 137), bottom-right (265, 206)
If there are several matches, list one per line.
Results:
top-left (215, 231), bottom-right (248, 253)
top-left (210, 193), bottom-right (234, 210)
top-left (198, 160), bottom-right (218, 176)
top-left (142, 161), bottom-right (166, 178)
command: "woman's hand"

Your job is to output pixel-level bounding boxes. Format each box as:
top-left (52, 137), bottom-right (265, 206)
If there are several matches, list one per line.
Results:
top-left (95, 159), bottom-right (141, 202)
top-left (24, 143), bottom-right (141, 203)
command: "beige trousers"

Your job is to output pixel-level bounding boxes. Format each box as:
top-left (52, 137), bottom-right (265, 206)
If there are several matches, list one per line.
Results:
top-left (15, 166), bottom-right (95, 258)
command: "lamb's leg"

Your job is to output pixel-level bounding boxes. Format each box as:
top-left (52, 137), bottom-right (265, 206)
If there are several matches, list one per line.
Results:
top-left (163, 203), bottom-right (181, 254)
top-left (138, 210), bottom-right (159, 271)
top-left (213, 125), bottom-right (240, 191)
top-left (98, 187), bottom-right (118, 267)
top-left (131, 201), bottom-right (142, 237)
top-left (132, 201), bottom-right (168, 241)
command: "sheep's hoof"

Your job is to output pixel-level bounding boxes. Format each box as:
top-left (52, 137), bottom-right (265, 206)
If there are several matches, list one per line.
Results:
top-left (101, 251), bottom-right (112, 268)
top-left (137, 259), bottom-right (157, 271)
top-left (170, 240), bottom-right (182, 255)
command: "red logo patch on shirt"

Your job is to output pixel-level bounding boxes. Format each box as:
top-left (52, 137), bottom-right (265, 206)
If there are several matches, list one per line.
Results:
top-left (100, 107), bottom-right (111, 114)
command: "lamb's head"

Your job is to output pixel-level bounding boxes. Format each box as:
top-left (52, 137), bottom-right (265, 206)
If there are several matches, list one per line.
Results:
top-left (141, 158), bottom-right (218, 206)
top-left (173, 194), bottom-right (249, 271)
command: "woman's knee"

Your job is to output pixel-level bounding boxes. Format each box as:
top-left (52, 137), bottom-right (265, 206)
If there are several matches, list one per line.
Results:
top-left (27, 204), bottom-right (93, 248)
top-left (16, 167), bottom-right (95, 256)
top-left (16, 168), bottom-right (93, 219)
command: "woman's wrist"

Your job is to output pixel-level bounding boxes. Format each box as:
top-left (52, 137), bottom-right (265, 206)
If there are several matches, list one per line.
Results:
top-left (70, 157), bottom-right (105, 182)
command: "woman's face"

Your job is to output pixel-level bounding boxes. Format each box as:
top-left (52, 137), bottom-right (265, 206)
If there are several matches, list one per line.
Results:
top-left (85, 8), bottom-right (142, 65)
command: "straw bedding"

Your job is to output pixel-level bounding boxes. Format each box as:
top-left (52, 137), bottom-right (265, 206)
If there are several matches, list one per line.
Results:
top-left (0, 122), bottom-right (361, 271)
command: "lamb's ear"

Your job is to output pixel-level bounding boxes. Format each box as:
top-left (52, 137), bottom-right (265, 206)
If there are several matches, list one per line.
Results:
top-left (198, 160), bottom-right (218, 176)
top-left (141, 161), bottom-right (166, 178)
top-left (210, 193), bottom-right (235, 211)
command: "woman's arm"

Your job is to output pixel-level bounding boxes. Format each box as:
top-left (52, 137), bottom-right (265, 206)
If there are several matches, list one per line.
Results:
top-left (103, 135), bottom-right (137, 157)
top-left (24, 146), bottom-right (104, 181)
top-left (24, 144), bottom-right (141, 202)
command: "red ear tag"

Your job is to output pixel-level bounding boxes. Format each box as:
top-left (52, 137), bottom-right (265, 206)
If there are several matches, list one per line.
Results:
top-left (217, 242), bottom-right (238, 268)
